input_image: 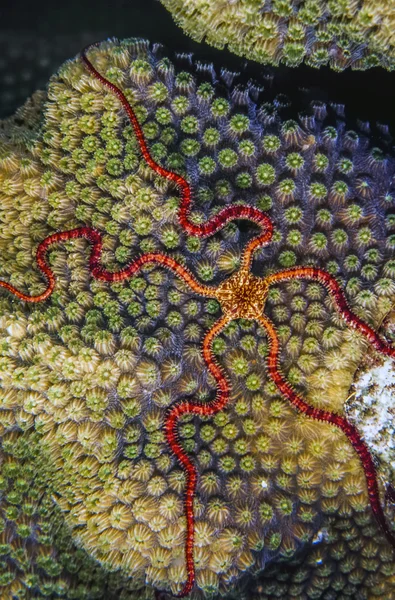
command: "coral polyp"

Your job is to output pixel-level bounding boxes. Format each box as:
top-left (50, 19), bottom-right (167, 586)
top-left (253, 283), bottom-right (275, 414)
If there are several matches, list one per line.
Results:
top-left (0, 38), bottom-right (395, 599)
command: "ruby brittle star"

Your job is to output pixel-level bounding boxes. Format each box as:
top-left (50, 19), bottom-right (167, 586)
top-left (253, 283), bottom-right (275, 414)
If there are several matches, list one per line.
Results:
top-left (0, 42), bottom-right (393, 600)
top-left (80, 42), bottom-right (395, 569)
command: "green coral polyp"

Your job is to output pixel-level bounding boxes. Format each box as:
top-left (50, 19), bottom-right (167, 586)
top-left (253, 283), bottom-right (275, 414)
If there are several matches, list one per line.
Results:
top-left (256, 163), bottom-right (276, 186)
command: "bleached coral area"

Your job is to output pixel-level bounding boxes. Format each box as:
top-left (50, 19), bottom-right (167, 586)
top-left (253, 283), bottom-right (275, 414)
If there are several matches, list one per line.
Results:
top-left (349, 354), bottom-right (395, 484)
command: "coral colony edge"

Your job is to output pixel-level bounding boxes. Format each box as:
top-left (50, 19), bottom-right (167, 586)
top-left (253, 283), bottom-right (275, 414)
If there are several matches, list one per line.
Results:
top-left (0, 37), bottom-right (394, 599)
top-left (160, 0), bottom-right (395, 70)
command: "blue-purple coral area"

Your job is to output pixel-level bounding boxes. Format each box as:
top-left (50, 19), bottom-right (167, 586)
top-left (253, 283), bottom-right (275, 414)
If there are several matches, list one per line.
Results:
top-left (0, 38), bottom-right (394, 599)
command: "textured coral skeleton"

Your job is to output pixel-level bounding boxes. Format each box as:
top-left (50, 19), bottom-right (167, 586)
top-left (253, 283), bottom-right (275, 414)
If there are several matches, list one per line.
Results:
top-left (0, 42), bottom-right (394, 598)
top-left (0, 38), bottom-right (395, 599)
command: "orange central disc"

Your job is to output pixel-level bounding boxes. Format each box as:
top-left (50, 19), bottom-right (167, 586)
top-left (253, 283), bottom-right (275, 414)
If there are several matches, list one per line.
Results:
top-left (216, 270), bottom-right (269, 319)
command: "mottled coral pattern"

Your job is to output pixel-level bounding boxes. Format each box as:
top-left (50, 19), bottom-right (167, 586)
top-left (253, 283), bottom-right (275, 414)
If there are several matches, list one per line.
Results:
top-left (0, 39), bottom-right (394, 598)
top-left (160, 0), bottom-right (395, 70)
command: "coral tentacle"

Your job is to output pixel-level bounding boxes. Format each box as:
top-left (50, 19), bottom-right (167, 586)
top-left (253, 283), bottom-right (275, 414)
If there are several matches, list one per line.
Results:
top-left (164, 314), bottom-right (231, 597)
top-left (258, 313), bottom-right (395, 549)
top-left (267, 267), bottom-right (395, 357)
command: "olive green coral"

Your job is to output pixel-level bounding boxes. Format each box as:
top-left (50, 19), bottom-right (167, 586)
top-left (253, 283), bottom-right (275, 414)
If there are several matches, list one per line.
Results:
top-left (0, 430), bottom-right (155, 599)
top-left (0, 37), bottom-right (394, 598)
top-left (160, 0), bottom-right (395, 70)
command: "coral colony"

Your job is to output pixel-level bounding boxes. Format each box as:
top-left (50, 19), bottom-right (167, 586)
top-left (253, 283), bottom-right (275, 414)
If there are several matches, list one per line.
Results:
top-left (0, 38), bottom-right (395, 598)
top-left (160, 0), bottom-right (395, 70)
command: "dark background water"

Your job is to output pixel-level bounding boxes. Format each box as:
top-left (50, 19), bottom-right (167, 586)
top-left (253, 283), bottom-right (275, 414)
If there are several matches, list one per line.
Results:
top-left (0, 0), bottom-right (394, 133)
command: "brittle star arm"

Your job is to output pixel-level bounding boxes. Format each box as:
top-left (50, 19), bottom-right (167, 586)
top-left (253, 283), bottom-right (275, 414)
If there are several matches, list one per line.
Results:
top-left (0, 227), bottom-right (217, 302)
top-left (81, 45), bottom-right (274, 243)
top-left (240, 225), bottom-right (274, 272)
top-left (164, 314), bottom-right (232, 597)
top-left (266, 266), bottom-right (395, 357)
top-left (257, 313), bottom-right (395, 548)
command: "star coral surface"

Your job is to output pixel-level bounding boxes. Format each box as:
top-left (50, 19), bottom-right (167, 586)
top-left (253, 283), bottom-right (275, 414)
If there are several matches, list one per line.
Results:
top-left (160, 0), bottom-right (395, 71)
top-left (0, 38), bottom-right (395, 599)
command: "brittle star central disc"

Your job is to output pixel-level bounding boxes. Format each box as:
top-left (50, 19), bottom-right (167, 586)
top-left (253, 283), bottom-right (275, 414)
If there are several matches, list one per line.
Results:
top-left (216, 270), bottom-right (269, 319)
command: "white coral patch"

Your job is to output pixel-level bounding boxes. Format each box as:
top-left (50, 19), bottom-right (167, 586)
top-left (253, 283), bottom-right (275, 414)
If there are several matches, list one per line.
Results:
top-left (348, 357), bottom-right (395, 482)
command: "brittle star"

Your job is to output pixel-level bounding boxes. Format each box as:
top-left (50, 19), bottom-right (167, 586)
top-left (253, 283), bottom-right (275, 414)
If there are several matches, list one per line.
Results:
top-left (0, 42), bottom-right (393, 599)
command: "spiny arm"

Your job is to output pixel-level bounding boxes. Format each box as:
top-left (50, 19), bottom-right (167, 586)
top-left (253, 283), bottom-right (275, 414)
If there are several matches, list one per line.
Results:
top-left (82, 46), bottom-right (275, 243)
top-left (0, 227), bottom-right (216, 302)
top-left (266, 266), bottom-right (395, 357)
top-left (164, 314), bottom-right (231, 597)
top-left (257, 313), bottom-right (395, 549)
